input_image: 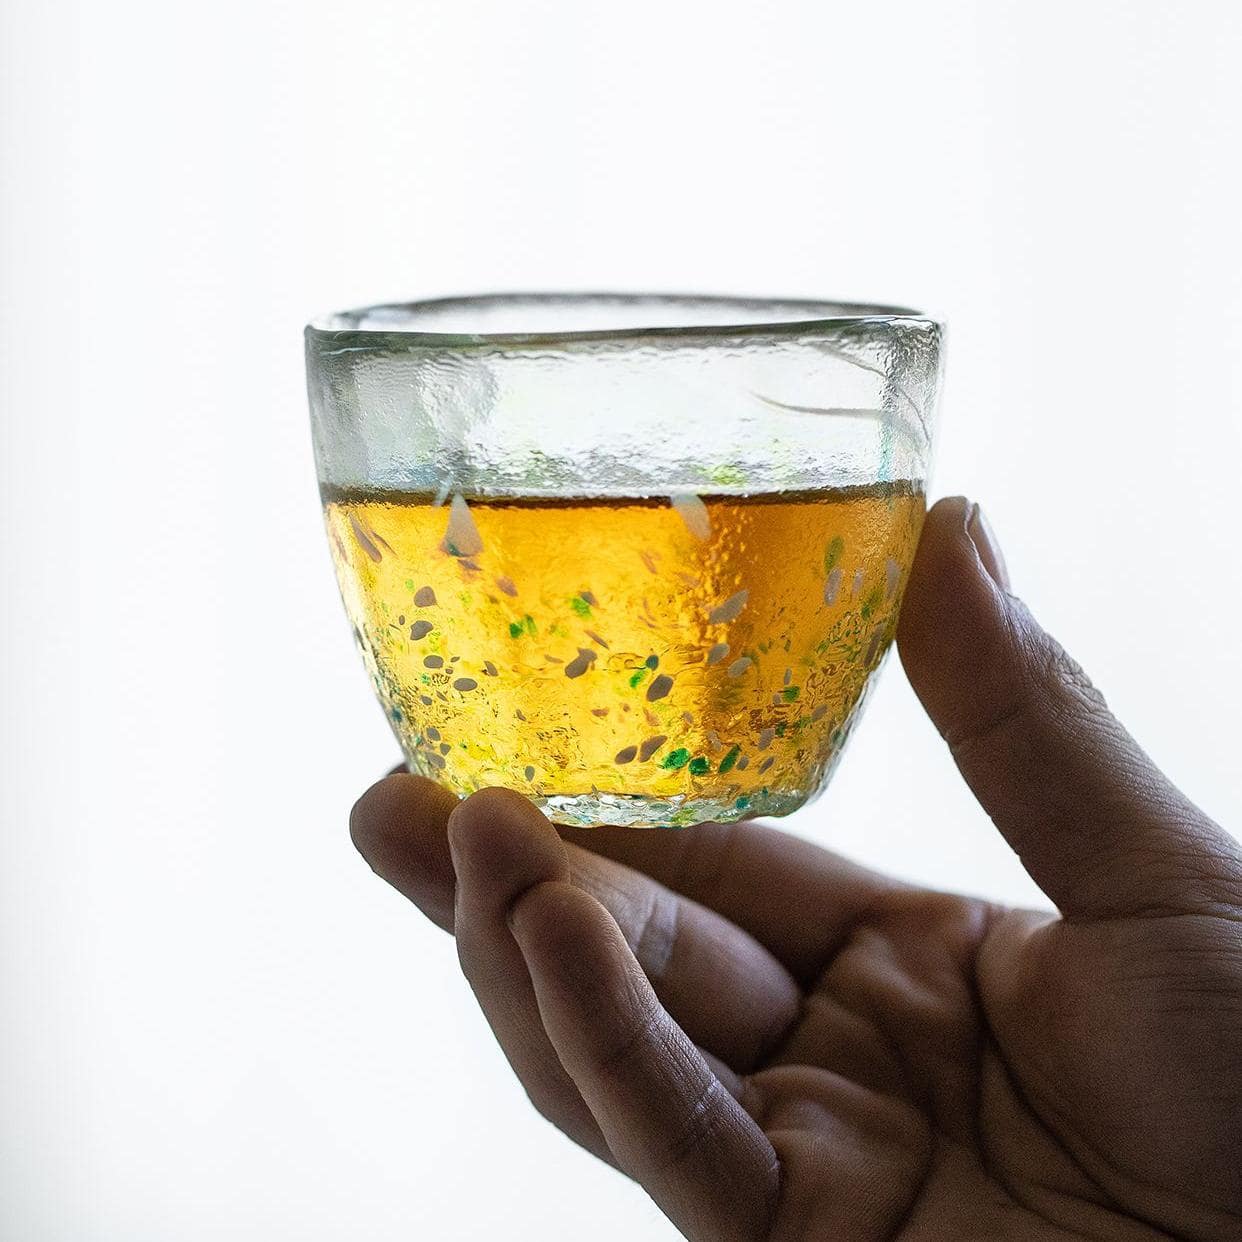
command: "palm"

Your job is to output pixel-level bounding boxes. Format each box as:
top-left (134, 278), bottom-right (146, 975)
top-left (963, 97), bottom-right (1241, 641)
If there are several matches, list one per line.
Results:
top-left (629, 857), bottom-right (1241, 1241)
top-left (555, 821), bottom-right (1242, 1242)
top-left (561, 826), bottom-right (1025, 1242)
top-left (710, 881), bottom-right (1024, 1242)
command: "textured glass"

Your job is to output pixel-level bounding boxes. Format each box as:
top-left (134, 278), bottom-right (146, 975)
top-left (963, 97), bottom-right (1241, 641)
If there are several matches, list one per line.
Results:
top-left (307, 294), bottom-right (943, 828)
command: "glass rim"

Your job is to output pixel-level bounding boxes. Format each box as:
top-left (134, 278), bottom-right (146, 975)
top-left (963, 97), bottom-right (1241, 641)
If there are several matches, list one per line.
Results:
top-left (305, 291), bottom-right (941, 350)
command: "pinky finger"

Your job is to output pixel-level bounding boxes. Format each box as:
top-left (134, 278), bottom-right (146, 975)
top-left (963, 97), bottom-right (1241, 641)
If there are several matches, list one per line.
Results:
top-left (509, 880), bottom-right (779, 1242)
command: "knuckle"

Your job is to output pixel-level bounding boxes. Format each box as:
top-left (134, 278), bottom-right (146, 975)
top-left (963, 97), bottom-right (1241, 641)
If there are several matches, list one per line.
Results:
top-left (591, 995), bottom-right (665, 1081)
top-left (662, 1076), bottom-right (726, 1170)
top-left (1035, 637), bottom-right (1108, 717)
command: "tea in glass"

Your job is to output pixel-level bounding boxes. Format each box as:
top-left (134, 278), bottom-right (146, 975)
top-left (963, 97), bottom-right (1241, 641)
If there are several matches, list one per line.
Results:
top-left (307, 295), bottom-right (943, 827)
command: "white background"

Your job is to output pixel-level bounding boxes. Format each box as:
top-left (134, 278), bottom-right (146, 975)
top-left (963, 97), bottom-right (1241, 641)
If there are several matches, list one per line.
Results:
top-left (3, 2), bottom-right (1241, 1238)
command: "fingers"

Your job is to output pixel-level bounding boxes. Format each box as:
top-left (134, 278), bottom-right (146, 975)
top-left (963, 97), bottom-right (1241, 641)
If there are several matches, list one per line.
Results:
top-left (559, 820), bottom-right (900, 985)
top-left (352, 777), bottom-right (612, 1161)
top-left (898, 496), bottom-right (1242, 921)
top-left (354, 777), bottom-right (803, 1072)
top-left (357, 772), bottom-right (900, 989)
top-left (562, 846), bottom-right (801, 1071)
top-left (510, 879), bottom-right (779, 1242)
top-left (350, 773), bottom-right (458, 929)
top-left (445, 789), bottom-right (615, 1164)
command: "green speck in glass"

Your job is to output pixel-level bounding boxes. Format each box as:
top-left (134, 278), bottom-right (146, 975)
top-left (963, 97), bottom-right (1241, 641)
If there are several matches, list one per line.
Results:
top-left (660, 747), bottom-right (691, 770)
top-left (508, 621), bottom-right (523, 639)
top-left (524, 614), bottom-right (537, 635)
top-left (404, 579), bottom-right (415, 591)
top-left (629, 667), bottom-right (649, 688)
top-left (824, 535), bottom-right (845, 574)
top-left (775, 721), bottom-right (787, 737)
top-left (688, 756), bottom-right (710, 776)
top-left (735, 795), bottom-right (750, 810)
top-left (782, 685), bottom-right (801, 703)
top-left (861, 587), bottom-right (883, 620)
top-left (718, 744), bottom-right (741, 774)
top-left (570, 595), bottom-right (592, 617)
top-left (707, 463), bottom-right (746, 486)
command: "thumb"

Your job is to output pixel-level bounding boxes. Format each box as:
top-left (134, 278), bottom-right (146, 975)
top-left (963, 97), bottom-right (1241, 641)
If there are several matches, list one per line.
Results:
top-left (898, 496), bottom-right (1242, 921)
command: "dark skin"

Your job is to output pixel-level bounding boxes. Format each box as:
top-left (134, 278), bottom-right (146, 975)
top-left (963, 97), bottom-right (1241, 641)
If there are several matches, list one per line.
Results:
top-left (350, 497), bottom-right (1242, 1241)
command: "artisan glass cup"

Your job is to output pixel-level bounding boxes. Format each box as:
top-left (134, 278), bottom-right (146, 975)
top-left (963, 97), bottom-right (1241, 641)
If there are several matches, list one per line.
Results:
top-left (307, 294), bottom-right (943, 828)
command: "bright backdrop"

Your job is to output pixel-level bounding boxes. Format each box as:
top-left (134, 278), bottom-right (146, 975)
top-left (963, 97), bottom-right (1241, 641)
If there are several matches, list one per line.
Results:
top-left (3, 2), bottom-right (1240, 1238)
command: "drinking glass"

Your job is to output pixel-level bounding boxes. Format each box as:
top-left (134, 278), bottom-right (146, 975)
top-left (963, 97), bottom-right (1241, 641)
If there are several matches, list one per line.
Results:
top-left (306, 294), bottom-right (943, 828)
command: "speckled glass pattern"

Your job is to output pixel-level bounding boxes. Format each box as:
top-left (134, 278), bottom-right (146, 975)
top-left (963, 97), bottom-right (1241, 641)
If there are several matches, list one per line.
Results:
top-left (307, 294), bottom-right (943, 828)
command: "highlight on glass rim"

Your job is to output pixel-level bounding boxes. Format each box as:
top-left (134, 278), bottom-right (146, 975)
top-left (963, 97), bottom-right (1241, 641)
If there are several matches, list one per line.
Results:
top-left (307, 293), bottom-right (944, 827)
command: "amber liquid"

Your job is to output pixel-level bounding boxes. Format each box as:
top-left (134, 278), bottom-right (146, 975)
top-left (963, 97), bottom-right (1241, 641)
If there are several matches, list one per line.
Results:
top-left (324, 483), bottom-right (924, 826)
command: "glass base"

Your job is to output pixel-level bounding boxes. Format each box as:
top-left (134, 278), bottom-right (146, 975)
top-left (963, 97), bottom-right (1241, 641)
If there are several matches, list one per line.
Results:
top-left (535, 788), bottom-right (810, 829)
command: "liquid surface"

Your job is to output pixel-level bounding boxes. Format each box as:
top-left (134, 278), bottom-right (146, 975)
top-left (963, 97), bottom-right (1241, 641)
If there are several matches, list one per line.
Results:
top-left (324, 483), bottom-right (925, 826)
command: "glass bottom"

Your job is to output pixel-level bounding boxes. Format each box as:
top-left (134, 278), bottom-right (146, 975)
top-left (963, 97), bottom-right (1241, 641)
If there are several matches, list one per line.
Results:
top-left (535, 787), bottom-right (811, 829)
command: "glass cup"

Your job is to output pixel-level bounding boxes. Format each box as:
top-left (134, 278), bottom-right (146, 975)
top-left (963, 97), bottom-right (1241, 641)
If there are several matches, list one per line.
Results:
top-left (306, 294), bottom-right (943, 828)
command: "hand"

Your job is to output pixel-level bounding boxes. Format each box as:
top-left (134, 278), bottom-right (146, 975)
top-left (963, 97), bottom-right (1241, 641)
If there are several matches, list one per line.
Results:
top-left (349, 497), bottom-right (1242, 1241)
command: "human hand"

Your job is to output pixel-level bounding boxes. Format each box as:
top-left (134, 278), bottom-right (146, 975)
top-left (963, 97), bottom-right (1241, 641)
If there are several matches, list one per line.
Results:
top-left (350, 497), bottom-right (1242, 1241)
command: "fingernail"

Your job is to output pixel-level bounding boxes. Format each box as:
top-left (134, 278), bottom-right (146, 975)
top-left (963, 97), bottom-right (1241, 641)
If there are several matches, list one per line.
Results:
top-left (967, 502), bottom-right (1011, 591)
